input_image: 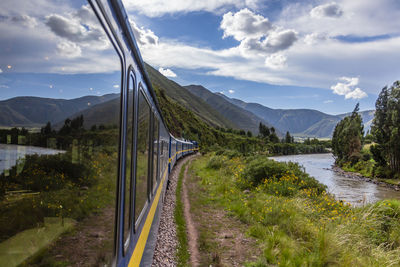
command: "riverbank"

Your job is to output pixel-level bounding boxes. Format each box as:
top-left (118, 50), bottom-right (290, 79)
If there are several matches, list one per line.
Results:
top-left (187, 152), bottom-right (400, 265)
top-left (332, 165), bottom-right (400, 191)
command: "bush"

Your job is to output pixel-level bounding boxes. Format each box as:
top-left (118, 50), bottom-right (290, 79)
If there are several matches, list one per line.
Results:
top-left (242, 157), bottom-right (289, 186)
top-left (373, 166), bottom-right (393, 178)
top-left (241, 157), bottom-right (326, 194)
top-left (206, 155), bottom-right (226, 170)
top-left (4, 153), bottom-right (94, 192)
top-left (0, 197), bottom-right (44, 242)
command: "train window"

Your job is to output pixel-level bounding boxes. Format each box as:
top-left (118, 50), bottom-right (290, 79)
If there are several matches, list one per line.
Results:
top-left (124, 72), bottom-right (135, 248)
top-left (0, 1), bottom-right (121, 265)
top-left (153, 116), bottom-right (159, 191)
top-left (135, 89), bottom-right (150, 225)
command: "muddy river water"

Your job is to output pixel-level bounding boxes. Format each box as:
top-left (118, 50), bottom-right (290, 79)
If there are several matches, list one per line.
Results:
top-left (270, 153), bottom-right (400, 206)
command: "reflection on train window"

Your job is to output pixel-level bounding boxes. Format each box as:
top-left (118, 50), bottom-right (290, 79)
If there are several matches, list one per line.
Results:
top-left (124, 73), bottom-right (135, 246)
top-left (135, 90), bottom-right (150, 224)
top-left (153, 116), bottom-right (159, 192)
top-left (0, 0), bottom-right (121, 265)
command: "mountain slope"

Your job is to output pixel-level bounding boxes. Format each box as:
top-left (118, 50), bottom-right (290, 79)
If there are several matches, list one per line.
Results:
top-left (184, 85), bottom-right (276, 134)
top-left (144, 63), bottom-right (235, 130)
top-left (0, 94), bottom-right (118, 127)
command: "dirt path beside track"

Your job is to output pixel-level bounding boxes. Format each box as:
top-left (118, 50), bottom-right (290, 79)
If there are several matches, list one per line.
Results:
top-left (182, 157), bottom-right (200, 267)
top-left (152, 154), bottom-right (198, 267)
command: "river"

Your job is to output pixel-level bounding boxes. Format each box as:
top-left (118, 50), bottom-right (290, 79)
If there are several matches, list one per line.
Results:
top-left (0, 144), bottom-right (64, 174)
top-left (270, 153), bottom-right (400, 206)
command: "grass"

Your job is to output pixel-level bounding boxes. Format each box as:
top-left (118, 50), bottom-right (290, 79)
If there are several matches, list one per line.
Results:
top-left (0, 217), bottom-right (75, 267)
top-left (175, 161), bottom-right (190, 267)
top-left (191, 153), bottom-right (400, 266)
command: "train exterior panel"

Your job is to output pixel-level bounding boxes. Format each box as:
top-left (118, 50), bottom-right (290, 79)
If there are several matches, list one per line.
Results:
top-left (0, 0), bottom-right (198, 266)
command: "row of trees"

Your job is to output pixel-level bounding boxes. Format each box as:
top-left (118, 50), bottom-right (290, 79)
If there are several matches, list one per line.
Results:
top-left (332, 81), bottom-right (400, 178)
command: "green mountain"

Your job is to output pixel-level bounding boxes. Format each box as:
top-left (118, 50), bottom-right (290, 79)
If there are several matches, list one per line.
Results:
top-left (144, 63), bottom-right (235, 130)
top-left (0, 94), bottom-right (118, 127)
top-left (184, 85), bottom-right (276, 135)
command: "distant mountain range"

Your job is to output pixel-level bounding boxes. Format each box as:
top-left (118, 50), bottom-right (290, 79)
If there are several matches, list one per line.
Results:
top-left (0, 94), bottom-right (118, 128)
top-left (217, 92), bottom-right (374, 138)
top-left (0, 64), bottom-right (375, 139)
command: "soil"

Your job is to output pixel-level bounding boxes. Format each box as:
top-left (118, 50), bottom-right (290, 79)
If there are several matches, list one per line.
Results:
top-left (182, 157), bottom-right (200, 267)
top-left (185, 162), bottom-right (261, 267)
top-left (32, 205), bottom-right (115, 267)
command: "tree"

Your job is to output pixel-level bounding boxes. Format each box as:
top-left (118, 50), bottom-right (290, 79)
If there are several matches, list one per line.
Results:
top-left (332, 103), bottom-right (364, 165)
top-left (371, 81), bottom-right (400, 174)
top-left (41, 122), bottom-right (52, 135)
top-left (247, 131), bottom-right (252, 137)
top-left (258, 122), bottom-right (270, 139)
top-left (285, 131), bottom-right (292, 143)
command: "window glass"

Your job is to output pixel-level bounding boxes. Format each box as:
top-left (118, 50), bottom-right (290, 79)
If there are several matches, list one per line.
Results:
top-left (124, 74), bottom-right (134, 246)
top-left (153, 117), bottom-right (159, 191)
top-left (135, 90), bottom-right (150, 223)
top-left (0, 0), bottom-right (121, 265)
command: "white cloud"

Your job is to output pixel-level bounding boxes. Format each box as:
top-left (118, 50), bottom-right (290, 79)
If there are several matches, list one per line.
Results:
top-left (220, 9), bottom-right (297, 58)
top-left (56, 40), bottom-right (82, 58)
top-left (11, 15), bottom-right (38, 28)
top-left (310, 2), bottom-right (344, 18)
top-left (113, 84), bottom-right (119, 88)
top-left (345, 88), bottom-right (367, 99)
top-left (0, 69), bottom-right (2, 73)
top-left (123, 0), bottom-right (254, 17)
top-left (304, 33), bottom-right (327, 45)
top-left (228, 89), bottom-right (235, 94)
top-left (45, 7), bottom-right (109, 50)
top-left (221, 8), bottom-right (272, 41)
top-left (331, 77), bottom-right (367, 99)
top-left (0, 85), bottom-right (9, 88)
top-left (323, 100), bottom-right (333, 104)
top-left (158, 67), bottom-right (177, 77)
top-left (0, 2), bottom-right (120, 74)
top-left (130, 19), bottom-right (159, 46)
top-left (265, 53), bottom-right (287, 69)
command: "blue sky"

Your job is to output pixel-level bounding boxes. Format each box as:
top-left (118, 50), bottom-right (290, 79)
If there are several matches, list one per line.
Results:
top-left (1, 0), bottom-right (400, 115)
top-left (121, 0), bottom-right (400, 114)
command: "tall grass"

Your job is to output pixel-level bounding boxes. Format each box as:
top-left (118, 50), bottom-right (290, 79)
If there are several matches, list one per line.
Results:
top-left (192, 153), bottom-right (400, 266)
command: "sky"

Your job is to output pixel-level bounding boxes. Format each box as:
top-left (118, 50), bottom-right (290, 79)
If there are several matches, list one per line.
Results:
top-left (121, 0), bottom-right (400, 114)
top-left (1, 0), bottom-right (400, 115)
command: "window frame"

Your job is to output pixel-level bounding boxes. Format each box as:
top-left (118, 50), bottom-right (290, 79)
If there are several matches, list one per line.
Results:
top-left (134, 84), bottom-right (151, 231)
top-left (123, 68), bottom-right (136, 253)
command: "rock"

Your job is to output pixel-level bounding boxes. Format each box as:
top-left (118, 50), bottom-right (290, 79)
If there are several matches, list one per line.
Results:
top-left (224, 233), bottom-right (234, 239)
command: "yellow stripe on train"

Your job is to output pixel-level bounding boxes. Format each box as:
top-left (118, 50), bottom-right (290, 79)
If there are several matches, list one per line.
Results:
top-left (128, 148), bottom-right (196, 266)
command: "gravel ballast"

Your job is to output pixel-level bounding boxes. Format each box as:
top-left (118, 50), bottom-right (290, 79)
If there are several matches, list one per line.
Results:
top-left (152, 155), bottom-right (195, 267)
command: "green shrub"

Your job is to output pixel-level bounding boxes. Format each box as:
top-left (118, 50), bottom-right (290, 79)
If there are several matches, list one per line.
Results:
top-left (6, 153), bottom-right (94, 191)
top-left (206, 155), bottom-right (226, 170)
top-left (241, 157), bottom-right (326, 194)
top-left (0, 197), bottom-right (44, 242)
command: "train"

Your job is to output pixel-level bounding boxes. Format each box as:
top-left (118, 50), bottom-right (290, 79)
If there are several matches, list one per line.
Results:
top-left (0, 0), bottom-right (197, 266)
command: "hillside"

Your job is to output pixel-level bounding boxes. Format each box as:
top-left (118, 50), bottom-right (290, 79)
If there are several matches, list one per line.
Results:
top-left (184, 85), bottom-right (276, 135)
top-left (0, 94), bottom-right (118, 127)
top-left (144, 63), bottom-right (235, 130)
top-left (219, 94), bottom-right (374, 138)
